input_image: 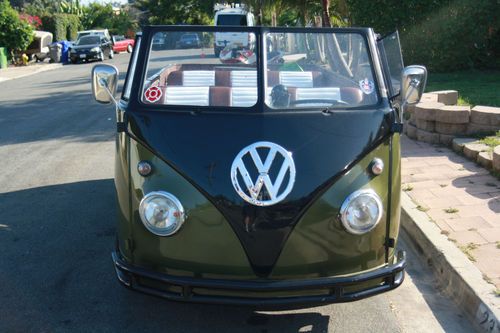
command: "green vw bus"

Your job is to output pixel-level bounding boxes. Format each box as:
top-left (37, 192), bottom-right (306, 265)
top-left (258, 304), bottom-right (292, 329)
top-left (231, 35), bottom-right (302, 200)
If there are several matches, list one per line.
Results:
top-left (91, 26), bottom-right (426, 306)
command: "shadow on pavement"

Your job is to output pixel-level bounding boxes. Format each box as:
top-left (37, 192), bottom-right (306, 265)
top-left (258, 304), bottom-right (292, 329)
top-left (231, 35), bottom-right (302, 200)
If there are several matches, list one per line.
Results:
top-left (452, 175), bottom-right (500, 213)
top-left (0, 179), bottom-right (330, 332)
top-left (0, 88), bottom-right (118, 146)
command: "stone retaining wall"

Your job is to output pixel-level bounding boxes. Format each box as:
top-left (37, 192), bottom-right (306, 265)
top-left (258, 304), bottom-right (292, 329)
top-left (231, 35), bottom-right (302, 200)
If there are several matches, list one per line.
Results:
top-left (404, 90), bottom-right (500, 173)
top-left (405, 90), bottom-right (500, 145)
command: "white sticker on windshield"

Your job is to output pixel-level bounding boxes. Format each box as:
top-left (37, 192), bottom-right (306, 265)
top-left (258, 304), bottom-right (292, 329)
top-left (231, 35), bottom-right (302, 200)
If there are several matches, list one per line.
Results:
top-left (359, 78), bottom-right (375, 95)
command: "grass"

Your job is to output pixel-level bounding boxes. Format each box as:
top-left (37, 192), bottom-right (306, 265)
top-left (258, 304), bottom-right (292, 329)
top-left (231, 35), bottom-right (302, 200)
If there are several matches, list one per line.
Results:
top-left (478, 131), bottom-right (500, 154)
top-left (402, 184), bottom-right (414, 192)
top-left (416, 205), bottom-right (429, 212)
top-left (459, 242), bottom-right (478, 262)
top-left (426, 70), bottom-right (500, 106)
top-left (444, 207), bottom-right (459, 214)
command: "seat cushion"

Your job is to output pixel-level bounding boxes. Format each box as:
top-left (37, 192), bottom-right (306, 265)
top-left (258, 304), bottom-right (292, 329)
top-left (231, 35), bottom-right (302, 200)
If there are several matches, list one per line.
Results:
top-left (340, 87), bottom-right (363, 104)
top-left (209, 87), bottom-right (231, 107)
top-left (165, 86), bottom-right (209, 106)
top-left (294, 87), bottom-right (341, 107)
top-left (231, 87), bottom-right (257, 107)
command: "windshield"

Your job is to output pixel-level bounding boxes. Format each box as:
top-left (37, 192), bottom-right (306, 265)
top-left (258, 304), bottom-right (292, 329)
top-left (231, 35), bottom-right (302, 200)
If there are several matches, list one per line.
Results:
top-left (265, 32), bottom-right (378, 109)
top-left (76, 36), bottom-right (100, 45)
top-left (217, 14), bottom-right (247, 26)
top-left (141, 29), bottom-right (379, 110)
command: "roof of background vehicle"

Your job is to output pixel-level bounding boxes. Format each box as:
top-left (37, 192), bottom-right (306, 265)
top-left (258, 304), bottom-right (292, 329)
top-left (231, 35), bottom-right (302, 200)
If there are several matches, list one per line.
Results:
top-left (78, 29), bottom-right (109, 33)
top-left (216, 8), bottom-right (248, 15)
top-left (34, 30), bottom-right (53, 38)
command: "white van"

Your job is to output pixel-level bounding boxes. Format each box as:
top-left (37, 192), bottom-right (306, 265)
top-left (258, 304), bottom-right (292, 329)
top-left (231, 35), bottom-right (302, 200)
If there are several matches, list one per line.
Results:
top-left (214, 7), bottom-right (255, 56)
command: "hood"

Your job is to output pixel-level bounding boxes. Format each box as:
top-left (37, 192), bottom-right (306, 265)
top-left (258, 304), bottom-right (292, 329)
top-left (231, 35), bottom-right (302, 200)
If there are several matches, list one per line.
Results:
top-left (127, 108), bottom-right (392, 277)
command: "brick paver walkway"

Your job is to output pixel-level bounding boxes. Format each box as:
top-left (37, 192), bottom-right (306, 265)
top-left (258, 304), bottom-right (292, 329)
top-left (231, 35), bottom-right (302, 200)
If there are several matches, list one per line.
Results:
top-left (401, 135), bottom-right (500, 289)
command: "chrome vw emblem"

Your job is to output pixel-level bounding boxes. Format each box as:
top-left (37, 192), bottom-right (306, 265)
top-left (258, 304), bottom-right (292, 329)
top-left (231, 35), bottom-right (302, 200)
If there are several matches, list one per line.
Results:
top-left (231, 141), bottom-right (296, 206)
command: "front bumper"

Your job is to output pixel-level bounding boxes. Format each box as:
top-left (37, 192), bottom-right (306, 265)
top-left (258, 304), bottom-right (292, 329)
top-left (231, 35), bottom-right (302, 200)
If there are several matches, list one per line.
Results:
top-left (112, 250), bottom-right (406, 307)
top-left (70, 51), bottom-right (99, 61)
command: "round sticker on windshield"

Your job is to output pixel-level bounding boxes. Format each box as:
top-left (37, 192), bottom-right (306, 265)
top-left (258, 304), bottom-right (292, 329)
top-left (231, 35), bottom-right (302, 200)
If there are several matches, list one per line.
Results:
top-left (359, 78), bottom-right (375, 95)
top-left (144, 86), bottom-right (163, 103)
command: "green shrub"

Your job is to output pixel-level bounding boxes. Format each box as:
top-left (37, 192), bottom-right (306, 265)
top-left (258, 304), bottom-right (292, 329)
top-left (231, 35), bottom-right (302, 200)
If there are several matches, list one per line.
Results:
top-left (42, 13), bottom-right (80, 41)
top-left (346, 0), bottom-right (499, 72)
top-left (0, 0), bottom-right (34, 58)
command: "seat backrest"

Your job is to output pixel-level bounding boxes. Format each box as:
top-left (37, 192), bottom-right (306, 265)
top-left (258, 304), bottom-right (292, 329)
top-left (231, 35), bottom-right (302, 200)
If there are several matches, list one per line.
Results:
top-left (231, 87), bottom-right (257, 107)
top-left (182, 71), bottom-right (215, 86)
top-left (231, 71), bottom-right (257, 87)
top-left (165, 86), bottom-right (209, 106)
top-left (279, 71), bottom-right (313, 88)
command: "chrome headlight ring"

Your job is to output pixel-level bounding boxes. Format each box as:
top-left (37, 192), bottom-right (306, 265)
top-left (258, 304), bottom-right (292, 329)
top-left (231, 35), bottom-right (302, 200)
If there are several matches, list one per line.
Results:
top-left (339, 189), bottom-right (383, 235)
top-left (139, 191), bottom-right (185, 236)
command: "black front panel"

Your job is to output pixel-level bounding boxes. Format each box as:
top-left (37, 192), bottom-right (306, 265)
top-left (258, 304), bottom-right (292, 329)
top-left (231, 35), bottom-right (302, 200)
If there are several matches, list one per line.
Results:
top-left (127, 109), bottom-right (391, 277)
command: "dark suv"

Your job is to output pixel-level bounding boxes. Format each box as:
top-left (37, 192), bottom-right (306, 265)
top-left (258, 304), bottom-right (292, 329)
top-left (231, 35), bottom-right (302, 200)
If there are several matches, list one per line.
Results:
top-left (69, 35), bottom-right (114, 63)
top-left (176, 33), bottom-right (201, 49)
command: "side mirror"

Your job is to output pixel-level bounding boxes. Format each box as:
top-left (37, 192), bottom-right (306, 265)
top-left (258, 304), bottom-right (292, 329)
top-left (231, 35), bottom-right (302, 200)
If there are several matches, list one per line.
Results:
top-left (401, 65), bottom-right (427, 105)
top-left (92, 64), bottom-right (119, 105)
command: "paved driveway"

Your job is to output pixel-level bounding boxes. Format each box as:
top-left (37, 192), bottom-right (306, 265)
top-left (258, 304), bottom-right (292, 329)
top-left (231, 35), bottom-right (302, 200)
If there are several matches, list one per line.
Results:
top-left (0, 53), bottom-right (474, 332)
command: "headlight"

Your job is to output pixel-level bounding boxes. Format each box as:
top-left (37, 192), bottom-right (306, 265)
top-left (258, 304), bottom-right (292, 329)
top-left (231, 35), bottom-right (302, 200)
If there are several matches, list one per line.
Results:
top-left (91, 47), bottom-right (100, 52)
top-left (339, 189), bottom-right (383, 235)
top-left (139, 191), bottom-right (185, 236)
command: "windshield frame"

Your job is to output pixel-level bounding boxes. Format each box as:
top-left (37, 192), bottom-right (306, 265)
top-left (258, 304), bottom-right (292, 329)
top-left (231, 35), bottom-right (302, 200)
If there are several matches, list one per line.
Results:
top-left (132, 25), bottom-right (386, 114)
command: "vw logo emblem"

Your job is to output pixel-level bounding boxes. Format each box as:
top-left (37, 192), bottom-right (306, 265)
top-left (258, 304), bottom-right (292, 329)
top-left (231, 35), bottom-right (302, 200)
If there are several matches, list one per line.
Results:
top-left (231, 141), bottom-right (296, 206)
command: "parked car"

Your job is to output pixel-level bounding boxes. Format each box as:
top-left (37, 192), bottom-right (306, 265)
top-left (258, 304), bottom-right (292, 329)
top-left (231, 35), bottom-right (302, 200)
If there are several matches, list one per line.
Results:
top-left (112, 35), bottom-right (135, 53)
top-left (176, 33), bottom-right (201, 49)
top-left (69, 35), bottom-right (113, 63)
top-left (152, 32), bottom-right (166, 50)
top-left (25, 30), bottom-right (53, 62)
top-left (77, 29), bottom-right (111, 42)
top-left (91, 26), bottom-right (427, 307)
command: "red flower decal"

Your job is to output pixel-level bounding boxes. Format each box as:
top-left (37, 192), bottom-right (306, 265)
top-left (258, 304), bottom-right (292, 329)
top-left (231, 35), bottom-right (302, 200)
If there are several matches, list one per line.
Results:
top-left (144, 86), bottom-right (163, 103)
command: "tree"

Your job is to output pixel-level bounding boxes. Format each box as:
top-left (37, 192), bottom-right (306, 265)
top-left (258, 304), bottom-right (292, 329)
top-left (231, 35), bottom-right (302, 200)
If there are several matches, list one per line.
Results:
top-left (0, 0), bottom-right (34, 59)
top-left (81, 3), bottom-right (138, 36)
top-left (134, 0), bottom-right (214, 25)
top-left (59, 0), bottom-right (84, 16)
top-left (24, 0), bottom-right (62, 17)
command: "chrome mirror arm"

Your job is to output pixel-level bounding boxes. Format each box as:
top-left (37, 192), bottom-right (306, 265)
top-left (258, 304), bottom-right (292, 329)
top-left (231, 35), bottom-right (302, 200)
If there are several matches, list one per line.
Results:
top-left (400, 78), bottom-right (420, 122)
top-left (98, 78), bottom-right (118, 106)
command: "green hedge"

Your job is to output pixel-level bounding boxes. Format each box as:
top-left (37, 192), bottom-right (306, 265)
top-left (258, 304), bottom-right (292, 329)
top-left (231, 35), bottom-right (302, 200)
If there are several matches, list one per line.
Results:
top-left (0, 0), bottom-right (33, 58)
top-left (346, 0), bottom-right (499, 72)
top-left (41, 13), bottom-right (80, 41)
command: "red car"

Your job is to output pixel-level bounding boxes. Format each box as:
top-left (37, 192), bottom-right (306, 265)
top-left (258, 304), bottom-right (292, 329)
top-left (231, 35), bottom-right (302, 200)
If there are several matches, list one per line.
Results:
top-left (112, 35), bottom-right (135, 53)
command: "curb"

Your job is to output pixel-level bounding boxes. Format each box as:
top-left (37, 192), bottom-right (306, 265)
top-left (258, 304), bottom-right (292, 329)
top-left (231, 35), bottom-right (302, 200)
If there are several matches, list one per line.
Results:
top-left (0, 63), bottom-right (63, 83)
top-left (400, 192), bottom-right (500, 333)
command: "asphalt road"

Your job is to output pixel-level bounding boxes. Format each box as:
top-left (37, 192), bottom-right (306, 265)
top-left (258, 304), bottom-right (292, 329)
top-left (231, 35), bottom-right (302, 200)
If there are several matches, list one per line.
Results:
top-left (0, 52), bottom-right (475, 333)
